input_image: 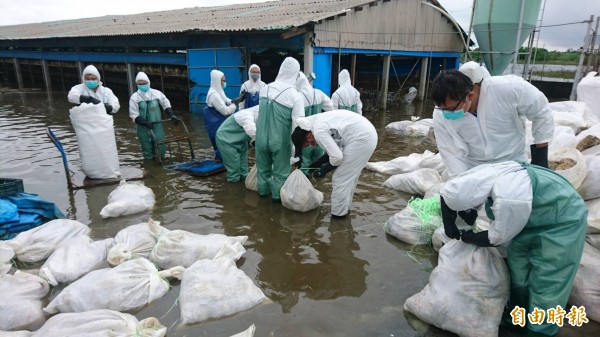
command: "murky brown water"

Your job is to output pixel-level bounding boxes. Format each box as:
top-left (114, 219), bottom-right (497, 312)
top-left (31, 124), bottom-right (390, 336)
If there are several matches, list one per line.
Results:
top-left (1, 89), bottom-right (597, 337)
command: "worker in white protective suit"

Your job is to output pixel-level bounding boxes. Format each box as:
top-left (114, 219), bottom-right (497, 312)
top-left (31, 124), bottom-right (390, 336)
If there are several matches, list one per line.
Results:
top-left (431, 62), bottom-right (554, 178)
top-left (204, 69), bottom-right (245, 161)
top-left (128, 72), bottom-right (179, 160)
top-left (67, 65), bottom-right (120, 114)
top-left (439, 161), bottom-right (586, 337)
top-left (295, 72), bottom-right (335, 173)
top-left (255, 57), bottom-right (305, 201)
top-left (291, 110), bottom-right (378, 217)
top-left (331, 69), bottom-right (362, 115)
top-left (215, 105), bottom-right (259, 182)
top-left (239, 64), bottom-right (266, 109)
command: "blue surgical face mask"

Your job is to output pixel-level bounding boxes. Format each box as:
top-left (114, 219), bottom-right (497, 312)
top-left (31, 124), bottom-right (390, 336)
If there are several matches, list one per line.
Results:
top-left (85, 80), bottom-right (99, 89)
top-left (138, 85), bottom-right (149, 92)
top-left (250, 73), bottom-right (260, 81)
top-left (441, 109), bottom-right (465, 120)
top-left (222, 82), bottom-right (227, 89)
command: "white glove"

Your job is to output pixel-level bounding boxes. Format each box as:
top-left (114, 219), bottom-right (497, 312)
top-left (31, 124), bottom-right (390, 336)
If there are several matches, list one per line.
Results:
top-left (290, 157), bottom-right (300, 165)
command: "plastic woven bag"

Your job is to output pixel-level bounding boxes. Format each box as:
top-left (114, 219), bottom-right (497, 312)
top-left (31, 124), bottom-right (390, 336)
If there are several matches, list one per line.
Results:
top-left (280, 169), bottom-right (323, 212)
top-left (100, 180), bottom-right (155, 218)
top-left (245, 165), bottom-right (258, 191)
top-left (383, 196), bottom-right (442, 245)
top-left (107, 219), bottom-right (167, 266)
top-left (0, 271), bottom-right (49, 331)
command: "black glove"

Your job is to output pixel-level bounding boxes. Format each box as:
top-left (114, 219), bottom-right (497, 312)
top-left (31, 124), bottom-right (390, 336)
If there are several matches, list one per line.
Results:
top-left (232, 90), bottom-right (247, 105)
top-left (315, 163), bottom-right (337, 177)
top-left (309, 154), bottom-right (330, 170)
top-left (294, 158), bottom-right (302, 169)
top-left (135, 116), bottom-right (154, 130)
top-left (458, 209), bottom-right (478, 226)
top-left (530, 144), bottom-right (549, 168)
top-left (79, 95), bottom-right (101, 104)
top-left (104, 103), bottom-right (114, 115)
top-left (165, 108), bottom-right (179, 125)
top-left (460, 230), bottom-right (494, 247)
top-left (440, 196), bottom-right (460, 240)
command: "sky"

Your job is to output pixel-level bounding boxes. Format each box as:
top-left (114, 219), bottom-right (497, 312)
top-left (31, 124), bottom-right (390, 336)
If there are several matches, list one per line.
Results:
top-left (0, 0), bottom-right (597, 52)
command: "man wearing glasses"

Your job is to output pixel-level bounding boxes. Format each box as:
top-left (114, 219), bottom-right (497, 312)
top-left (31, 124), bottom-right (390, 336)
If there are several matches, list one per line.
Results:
top-left (430, 62), bottom-right (554, 179)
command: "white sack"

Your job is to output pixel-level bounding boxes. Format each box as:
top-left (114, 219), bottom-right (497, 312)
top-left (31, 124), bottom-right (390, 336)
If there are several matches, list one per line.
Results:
top-left (586, 198), bottom-right (600, 234)
top-left (549, 101), bottom-right (587, 134)
top-left (0, 272), bottom-right (49, 331)
top-left (366, 150), bottom-right (435, 175)
top-left (230, 325), bottom-right (256, 337)
top-left (280, 169), bottom-right (323, 212)
top-left (406, 119), bottom-right (433, 138)
top-left (245, 165), bottom-right (258, 191)
top-left (568, 242), bottom-right (600, 323)
top-left (107, 219), bottom-right (167, 266)
top-left (577, 155), bottom-right (600, 201)
top-left (418, 152), bottom-right (446, 175)
top-left (549, 125), bottom-right (577, 153)
top-left (180, 256), bottom-right (266, 325)
top-left (404, 240), bottom-right (510, 337)
top-left (576, 123), bottom-right (600, 152)
top-left (100, 180), bottom-right (155, 218)
top-left (31, 309), bottom-right (166, 337)
top-left (44, 258), bottom-right (183, 314)
top-left (0, 331), bottom-right (33, 337)
top-left (39, 236), bottom-right (115, 286)
top-left (549, 148), bottom-right (587, 189)
top-left (0, 219), bottom-right (89, 263)
top-left (384, 120), bottom-right (412, 134)
top-left (383, 196), bottom-right (442, 246)
top-left (0, 245), bottom-right (13, 275)
top-left (423, 183), bottom-right (445, 199)
top-left (150, 230), bottom-right (247, 269)
top-left (577, 71), bottom-right (600, 123)
top-left (69, 103), bottom-right (120, 179)
top-left (383, 168), bottom-right (443, 196)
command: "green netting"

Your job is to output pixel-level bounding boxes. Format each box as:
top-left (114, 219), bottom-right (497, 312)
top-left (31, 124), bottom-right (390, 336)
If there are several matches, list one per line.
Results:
top-left (408, 196), bottom-right (441, 224)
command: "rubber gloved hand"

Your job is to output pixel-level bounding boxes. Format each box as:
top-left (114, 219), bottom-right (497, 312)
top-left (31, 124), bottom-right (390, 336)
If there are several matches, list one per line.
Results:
top-left (440, 196), bottom-right (460, 240)
top-left (530, 144), bottom-right (549, 168)
top-left (165, 108), bottom-right (179, 125)
top-left (104, 103), bottom-right (114, 115)
top-left (135, 116), bottom-right (154, 129)
top-left (79, 95), bottom-right (101, 104)
top-left (232, 90), bottom-right (246, 105)
top-left (315, 163), bottom-right (336, 177)
top-left (458, 209), bottom-right (478, 226)
top-left (460, 230), bottom-right (495, 247)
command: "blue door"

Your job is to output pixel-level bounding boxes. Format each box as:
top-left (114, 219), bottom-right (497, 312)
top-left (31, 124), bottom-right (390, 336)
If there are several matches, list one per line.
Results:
top-left (187, 48), bottom-right (246, 114)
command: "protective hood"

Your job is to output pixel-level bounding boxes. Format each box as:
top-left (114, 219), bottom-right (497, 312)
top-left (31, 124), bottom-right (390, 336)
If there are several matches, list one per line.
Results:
top-left (296, 116), bottom-right (314, 131)
top-left (459, 61), bottom-right (491, 84)
top-left (210, 69), bottom-right (230, 103)
top-left (135, 72), bottom-right (151, 86)
top-left (295, 72), bottom-right (313, 104)
top-left (248, 64), bottom-right (261, 81)
top-left (81, 65), bottom-right (101, 82)
top-left (275, 57), bottom-right (300, 86)
top-left (338, 69), bottom-right (351, 87)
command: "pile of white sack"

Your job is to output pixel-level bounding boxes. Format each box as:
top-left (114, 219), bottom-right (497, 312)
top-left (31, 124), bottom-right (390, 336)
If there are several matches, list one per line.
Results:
top-left (0, 216), bottom-right (264, 336)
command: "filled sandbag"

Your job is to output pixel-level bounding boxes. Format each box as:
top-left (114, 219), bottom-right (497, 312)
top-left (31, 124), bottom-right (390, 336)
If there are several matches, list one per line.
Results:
top-left (548, 148), bottom-right (587, 189)
top-left (383, 196), bottom-right (442, 246)
top-left (39, 236), bottom-right (115, 286)
top-left (406, 119), bottom-right (433, 138)
top-left (0, 219), bottom-right (89, 263)
top-left (44, 258), bottom-right (183, 314)
top-left (568, 242), bottom-right (600, 323)
top-left (100, 180), bottom-right (155, 218)
top-left (245, 165), bottom-right (258, 191)
top-left (0, 331), bottom-right (33, 337)
top-left (576, 123), bottom-right (600, 152)
top-left (577, 155), bottom-right (600, 200)
top-left (31, 309), bottom-right (166, 337)
top-left (0, 245), bottom-right (13, 275)
top-left (366, 150), bottom-right (435, 175)
top-left (404, 240), bottom-right (510, 337)
top-left (577, 71), bottom-right (600, 123)
top-left (150, 230), bottom-right (247, 269)
top-left (0, 272), bottom-right (49, 331)
top-left (383, 168), bottom-right (443, 196)
top-left (107, 219), bottom-right (167, 266)
top-left (549, 125), bottom-right (577, 153)
top-left (180, 256), bottom-right (266, 325)
top-left (69, 103), bottom-right (120, 179)
top-left (280, 169), bottom-right (323, 212)
top-left (549, 101), bottom-right (587, 134)
top-left (385, 120), bottom-right (412, 134)
top-left (586, 198), bottom-right (600, 234)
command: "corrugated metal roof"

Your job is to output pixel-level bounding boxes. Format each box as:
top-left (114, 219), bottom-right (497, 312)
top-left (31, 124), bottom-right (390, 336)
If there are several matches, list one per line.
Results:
top-left (0, 0), bottom-right (382, 40)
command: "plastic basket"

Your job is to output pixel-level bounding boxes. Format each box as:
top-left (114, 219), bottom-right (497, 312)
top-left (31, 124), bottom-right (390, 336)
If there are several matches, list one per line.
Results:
top-left (0, 178), bottom-right (24, 198)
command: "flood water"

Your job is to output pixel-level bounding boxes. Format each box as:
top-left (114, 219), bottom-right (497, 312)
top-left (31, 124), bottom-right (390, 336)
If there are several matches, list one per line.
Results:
top-left (1, 89), bottom-right (597, 337)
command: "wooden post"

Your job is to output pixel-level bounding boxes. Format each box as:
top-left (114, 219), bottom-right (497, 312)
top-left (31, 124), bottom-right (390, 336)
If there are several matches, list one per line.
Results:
top-left (382, 54), bottom-right (391, 110)
top-left (13, 58), bottom-right (23, 90)
top-left (418, 57), bottom-right (429, 101)
top-left (41, 59), bottom-right (52, 95)
top-left (351, 54), bottom-right (357, 85)
top-left (303, 31), bottom-right (314, 75)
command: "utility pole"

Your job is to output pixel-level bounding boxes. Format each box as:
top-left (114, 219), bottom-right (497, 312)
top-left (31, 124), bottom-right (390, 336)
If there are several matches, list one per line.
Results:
top-left (585, 16), bottom-right (599, 72)
top-left (570, 15), bottom-right (594, 101)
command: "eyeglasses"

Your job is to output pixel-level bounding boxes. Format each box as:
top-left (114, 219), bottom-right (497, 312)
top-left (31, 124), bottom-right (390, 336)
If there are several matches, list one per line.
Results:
top-left (435, 94), bottom-right (468, 112)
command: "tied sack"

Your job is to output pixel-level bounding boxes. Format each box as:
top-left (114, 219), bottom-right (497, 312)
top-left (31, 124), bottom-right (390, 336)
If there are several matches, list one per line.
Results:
top-left (100, 180), bottom-right (155, 218)
top-left (69, 103), bottom-right (120, 179)
top-left (31, 309), bottom-right (166, 337)
top-left (280, 169), bottom-right (323, 212)
top-left (44, 257), bottom-right (184, 314)
top-left (404, 240), bottom-right (509, 337)
top-left (0, 271), bottom-right (49, 331)
top-left (245, 165), bottom-right (258, 191)
top-left (107, 219), bottom-right (167, 266)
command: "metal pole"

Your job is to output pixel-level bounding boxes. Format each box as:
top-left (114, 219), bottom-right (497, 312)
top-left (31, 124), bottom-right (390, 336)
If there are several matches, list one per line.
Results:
top-left (586, 16), bottom-right (599, 72)
top-left (570, 15), bottom-right (594, 101)
top-left (382, 54), bottom-right (391, 110)
top-left (511, 0), bottom-right (526, 74)
top-left (464, 0), bottom-right (477, 62)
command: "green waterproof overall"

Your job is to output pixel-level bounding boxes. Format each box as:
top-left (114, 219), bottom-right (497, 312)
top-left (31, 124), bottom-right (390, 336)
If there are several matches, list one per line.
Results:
top-left (255, 88), bottom-right (293, 200)
top-left (489, 163), bottom-right (587, 336)
top-left (215, 116), bottom-right (250, 183)
top-left (136, 99), bottom-right (166, 160)
top-left (336, 93), bottom-right (358, 113)
top-left (301, 97), bottom-right (325, 172)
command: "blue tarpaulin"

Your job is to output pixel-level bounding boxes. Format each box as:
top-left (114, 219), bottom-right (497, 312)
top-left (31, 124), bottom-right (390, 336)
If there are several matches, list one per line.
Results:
top-left (0, 193), bottom-right (65, 240)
